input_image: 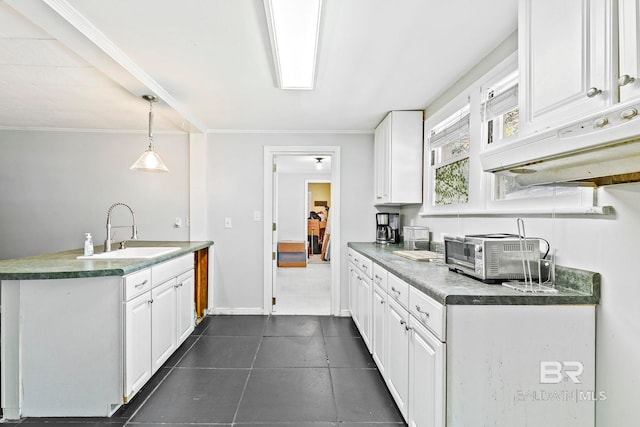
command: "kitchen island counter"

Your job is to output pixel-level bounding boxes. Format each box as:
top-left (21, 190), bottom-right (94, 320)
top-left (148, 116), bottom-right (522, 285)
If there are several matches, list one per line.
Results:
top-left (348, 242), bottom-right (599, 305)
top-left (0, 240), bottom-right (212, 280)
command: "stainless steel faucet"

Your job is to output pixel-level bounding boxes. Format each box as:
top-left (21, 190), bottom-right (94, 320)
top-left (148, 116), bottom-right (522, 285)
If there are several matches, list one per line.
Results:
top-left (104, 202), bottom-right (138, 252)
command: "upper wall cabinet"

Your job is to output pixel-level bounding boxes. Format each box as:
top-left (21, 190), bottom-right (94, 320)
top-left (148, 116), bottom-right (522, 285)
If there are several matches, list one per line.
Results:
top-left (374, 111), bottom-right (423, 206)
top-left (619, 0), bottom-right (640, 102)
top-left (519, 0), bottom-right (616, 136)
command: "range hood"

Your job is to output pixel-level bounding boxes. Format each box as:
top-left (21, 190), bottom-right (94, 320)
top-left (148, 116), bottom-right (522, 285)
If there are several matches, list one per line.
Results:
top-left (480, 99), bottom-right (640, 186)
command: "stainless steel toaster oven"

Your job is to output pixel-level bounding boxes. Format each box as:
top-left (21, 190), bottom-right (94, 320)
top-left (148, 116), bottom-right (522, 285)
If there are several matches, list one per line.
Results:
top-left (444, 234), bottom-right (541, 283)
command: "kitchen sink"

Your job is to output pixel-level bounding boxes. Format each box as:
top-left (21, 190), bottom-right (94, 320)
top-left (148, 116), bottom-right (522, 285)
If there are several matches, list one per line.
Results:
top-left (77, 246), bottom-right (181, 260)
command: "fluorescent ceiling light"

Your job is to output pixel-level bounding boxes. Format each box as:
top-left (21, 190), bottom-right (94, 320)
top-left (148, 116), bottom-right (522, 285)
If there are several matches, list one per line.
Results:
top-left (264, 0), bottom-right (322, 90)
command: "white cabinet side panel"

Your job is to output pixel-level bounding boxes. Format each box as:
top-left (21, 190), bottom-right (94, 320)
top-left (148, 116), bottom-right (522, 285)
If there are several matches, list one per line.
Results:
top-left (446, 304), bottom-right (595, 427)
top-left (21, 277), bottom-right (122, 416)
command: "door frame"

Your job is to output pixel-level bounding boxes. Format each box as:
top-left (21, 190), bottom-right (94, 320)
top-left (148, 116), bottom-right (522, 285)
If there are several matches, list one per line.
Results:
top-left (263, 146), bottom-right (341, 315)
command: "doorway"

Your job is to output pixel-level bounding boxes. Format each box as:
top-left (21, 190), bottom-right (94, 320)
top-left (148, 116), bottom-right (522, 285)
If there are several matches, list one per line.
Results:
top-left (263, 146), bottom-right (341, 316)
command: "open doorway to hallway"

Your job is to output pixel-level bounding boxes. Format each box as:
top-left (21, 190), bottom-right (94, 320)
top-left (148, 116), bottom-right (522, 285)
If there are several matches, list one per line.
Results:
top-left (272, 154), bottom-right (332, 315)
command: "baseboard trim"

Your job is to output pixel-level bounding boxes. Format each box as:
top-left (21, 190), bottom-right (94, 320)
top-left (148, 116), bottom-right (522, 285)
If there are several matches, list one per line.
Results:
top-left (338, 309), bottom-right (351, 317)
top-left (208, 307), bottom-right (266, 315)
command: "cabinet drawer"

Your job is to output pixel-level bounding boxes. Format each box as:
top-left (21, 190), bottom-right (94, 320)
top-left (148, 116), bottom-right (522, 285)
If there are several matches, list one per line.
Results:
top-left (359, 256), bottom-right (373, 279)
top-left (124, 268), bottom-right (152, 301)
top-left (152, 254), bottom-right (193, 287)
top-left (387, 273), bottom-right (409, 309)
top-left (409, 286), bottom-right (445, 341)
top-left (373, 263), bottom-right (387, 293)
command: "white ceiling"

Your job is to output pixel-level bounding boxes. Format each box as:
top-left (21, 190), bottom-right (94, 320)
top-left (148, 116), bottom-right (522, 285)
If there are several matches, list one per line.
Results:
top-left (0, 0), bottom-right (518, 133)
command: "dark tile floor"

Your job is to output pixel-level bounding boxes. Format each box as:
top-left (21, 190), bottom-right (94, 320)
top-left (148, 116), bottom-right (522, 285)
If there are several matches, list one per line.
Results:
top-left (8, 315), bottom-right (406, 426)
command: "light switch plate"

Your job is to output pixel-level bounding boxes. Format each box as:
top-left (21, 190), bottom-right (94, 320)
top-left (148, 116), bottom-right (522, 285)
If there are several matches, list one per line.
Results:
top-left (253, 210), bottom-right (261, 222)
top-left (224, 217), bottom-right (232, 228)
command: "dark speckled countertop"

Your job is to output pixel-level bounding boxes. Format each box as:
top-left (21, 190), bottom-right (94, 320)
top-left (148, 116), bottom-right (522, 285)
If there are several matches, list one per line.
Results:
top-left (0, 240), bottom-right (213, 280)
top-left (349, 242), bottom-right (600, 306)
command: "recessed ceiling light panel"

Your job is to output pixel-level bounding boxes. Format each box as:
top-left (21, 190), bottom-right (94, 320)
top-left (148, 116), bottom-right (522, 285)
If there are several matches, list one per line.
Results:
top-left (264, 0), bottom-right (322, 90)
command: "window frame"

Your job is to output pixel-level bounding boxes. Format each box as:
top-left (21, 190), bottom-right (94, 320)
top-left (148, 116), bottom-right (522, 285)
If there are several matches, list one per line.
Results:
top-left (421, 52), bottom-right (599, 216)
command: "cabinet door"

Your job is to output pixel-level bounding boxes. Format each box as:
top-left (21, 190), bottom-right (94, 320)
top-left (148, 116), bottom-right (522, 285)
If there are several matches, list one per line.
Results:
top-left (359, 274), bottom-right (373, 353)
top-left (124, 291), bottom-right (152, 401)
top-left (619, 0), bottom-right (640, 101)
top-left (520, 0), bottom-right (614, 132)
top-left (386, 297), bottom-right (409, 419)
top-left (349, 263), bottom-right (360, 329)
top-left (372, 285), bottom-right (387, 378)
top-left (151, 278), bottom-right (177, 373)
top-left (374, 113), bottom-right (391, 203)
top-left (408, 318), bottom-right (446, 427)
top-left (176, 270), bottom-right (195, 345)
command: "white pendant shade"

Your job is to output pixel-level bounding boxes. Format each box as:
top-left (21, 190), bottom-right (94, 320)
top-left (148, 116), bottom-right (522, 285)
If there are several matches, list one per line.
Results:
top-left (131, 94), bottom-right (169, 172)
top-left (130, 144), bottom-right (169, 172)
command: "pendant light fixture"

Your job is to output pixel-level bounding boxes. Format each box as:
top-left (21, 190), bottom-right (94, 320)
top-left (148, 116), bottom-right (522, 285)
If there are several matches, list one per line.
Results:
top-left (130, 95), bottom-right (169, 172)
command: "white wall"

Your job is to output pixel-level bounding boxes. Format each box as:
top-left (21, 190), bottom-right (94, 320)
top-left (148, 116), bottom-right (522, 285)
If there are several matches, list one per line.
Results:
top-left (278, 172), bottom-right (330, 242)
top-left (205, 132), bottom-right (375, 313)
top-left (0, 130), bottom-right (190, 260)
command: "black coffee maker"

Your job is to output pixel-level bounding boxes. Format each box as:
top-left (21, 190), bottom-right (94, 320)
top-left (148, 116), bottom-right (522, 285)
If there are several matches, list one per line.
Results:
top-left (376, 213), bottom-right (400, 244)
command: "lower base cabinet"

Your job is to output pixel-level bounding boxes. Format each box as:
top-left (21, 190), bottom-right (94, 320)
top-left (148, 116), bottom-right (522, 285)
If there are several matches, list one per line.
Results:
top-left (350, 255), bottom-right (596, 427)
top-left (386, 297), bottom-right (410, 419)
top-left (124, 254), bottom-right (195, 402)
top-left (408, 317), bottom-right (445, 427)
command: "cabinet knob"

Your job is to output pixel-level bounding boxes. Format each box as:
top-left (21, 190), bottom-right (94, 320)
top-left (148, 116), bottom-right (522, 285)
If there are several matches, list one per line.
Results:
top-left (593, 117), bottom-right (609, 128)
top-left (400, 320), bottom-right (406, 325)
top-left (380, 300), bottom-right (385, 305)
top-left (618, 74), bottom-right (636, 87)
top-left (405, 325), bottom-right (411, 332)
top-left (620, 108), bottom-right (638, 120)
top-left (148, 299), bottom-right (154, 304)
top-left (586, 87), bottom-right (602, 98)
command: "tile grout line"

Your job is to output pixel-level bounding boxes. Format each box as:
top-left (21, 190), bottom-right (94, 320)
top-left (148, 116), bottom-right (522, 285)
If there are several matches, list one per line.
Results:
top-left (321, 318), bottom-right (340, 424)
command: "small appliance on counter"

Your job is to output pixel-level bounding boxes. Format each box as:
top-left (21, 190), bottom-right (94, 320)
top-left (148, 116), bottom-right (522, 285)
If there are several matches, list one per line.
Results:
top-left (443, 233), bottom-right (548, 283)
top-left (376, 212), bottom-right (400, 244)
top-left (403, 226), bottom-right (430, 250)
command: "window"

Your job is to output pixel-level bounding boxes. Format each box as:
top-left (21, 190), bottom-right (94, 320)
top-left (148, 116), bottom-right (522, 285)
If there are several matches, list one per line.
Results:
top-left (421, 52), bottom-right (598, 216)
top-left (481, 69), bottom-right (519, 145)
top-left (428, 103), bottom-right (471, 206)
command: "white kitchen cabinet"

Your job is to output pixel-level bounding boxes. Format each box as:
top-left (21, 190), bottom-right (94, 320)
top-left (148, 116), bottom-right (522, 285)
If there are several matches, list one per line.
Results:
top-left (371, 264), bottom-right (388, 376)
top-left (408, 317), bottom-right (445, 427)
top-left (348, 261), bottom-right (360, 330)
top-left (177, 270), bottom-right (196, 343)
top-left (151, 278), bottom-right (178, 373)
top-left (519, 0), bottom-right (616, 134)
top-left (350, 249), bottom-right (595, 427)
top-left (358, 272), bottom-right (373, 352)
top-left (124, 254), bottom-right (194, 402)
top-left (386, 297), bottom-right (409, 419)
top-left (374, 111), bottom-right (423, 206)
top-left (619, 0), bottom-right (640, 102)
top-left (124, 291), bottom-right (152, 400)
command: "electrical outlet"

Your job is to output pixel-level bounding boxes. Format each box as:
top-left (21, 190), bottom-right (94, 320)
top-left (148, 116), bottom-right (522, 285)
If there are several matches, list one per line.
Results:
top-left (224, 217), bottom-right (232, 228)
top-left (253, 210), bottom-right (261, 222)
top-left (174, 217), bottom-right (182, 228)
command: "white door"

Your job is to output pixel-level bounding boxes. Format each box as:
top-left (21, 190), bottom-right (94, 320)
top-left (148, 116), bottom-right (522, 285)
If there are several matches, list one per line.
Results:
top-left (520, 0), bottom-right (614, 132)
top-left (359, 274), bottom-right (373, 352)
top-left (124, 291), bottom-right (152, 401)
top-left (271, 157), bottom-right (280, 312)
top-left (372, 284), bottom-right (387, 378)
top-left (619, 0), bottom-right (640, 102)
top-left (386, 297), bottom-right (409, 419)
top-left (176, 270), bottom-right (195, 344)
top-left (151, 278), bottom-right (177, 373)
top-left (408, 318), bottom-right (446, 427)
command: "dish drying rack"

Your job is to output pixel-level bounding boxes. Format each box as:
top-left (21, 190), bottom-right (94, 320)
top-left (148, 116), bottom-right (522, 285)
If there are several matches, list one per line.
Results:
top-left (501, 218), bottom-right (558, 294)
